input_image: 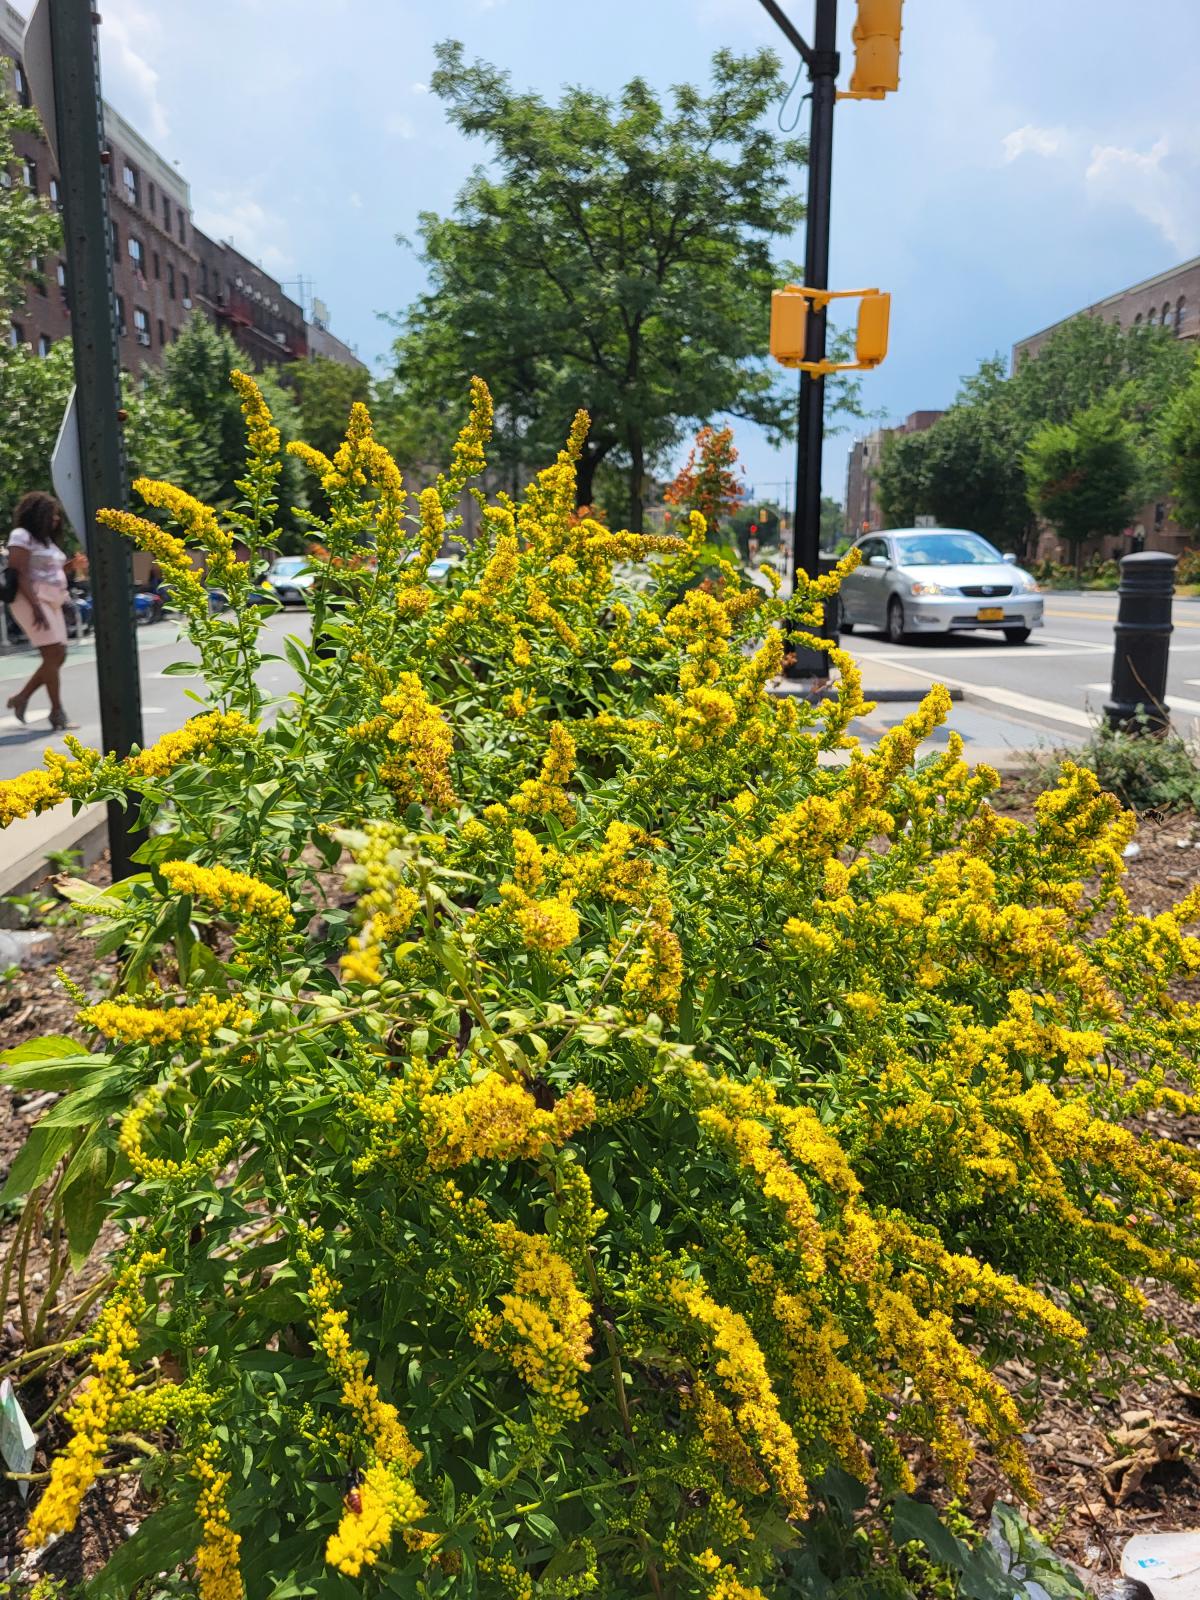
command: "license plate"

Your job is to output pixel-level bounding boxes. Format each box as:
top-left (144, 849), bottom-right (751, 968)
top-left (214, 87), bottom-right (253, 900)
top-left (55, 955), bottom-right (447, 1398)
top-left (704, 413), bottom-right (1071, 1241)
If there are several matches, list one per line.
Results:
top-left (976, 607), bottom-right (1004, 622)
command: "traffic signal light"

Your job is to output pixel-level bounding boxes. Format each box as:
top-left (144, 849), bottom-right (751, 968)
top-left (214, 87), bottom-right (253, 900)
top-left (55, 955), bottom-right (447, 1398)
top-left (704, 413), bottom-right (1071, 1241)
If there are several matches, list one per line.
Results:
top-left (770, 286), bottom-right (808, 366)
top-left (855, 290), bottom-right (891, 367)
top-left (842, 0), bottom-right (904, 100)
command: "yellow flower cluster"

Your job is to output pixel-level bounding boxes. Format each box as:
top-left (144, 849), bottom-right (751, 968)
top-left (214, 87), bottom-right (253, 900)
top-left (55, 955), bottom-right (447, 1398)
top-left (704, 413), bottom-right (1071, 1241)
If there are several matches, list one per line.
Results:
top-left (125, 710), bottom-right (258, 780)
top-left (423, 1073), bottom-right (597, 1167)
top-left (350, 672), bottom-right (456, 811)
top-left (159, 859), bottom-right (293, 933)
top-left (80, 993), bottom-right (250, 1048)
top-left (306, 1262), bottom-right (426, 1574)
top-left (510, 721), bottom-right (577, 825)
top-left (25, 1251), bottom-right (163, 1547)
top-left (697, 1550), bottom-right (768, 1600)
top-left (478, 1222), bottom-right (592, 1420)
top-left (0, 743), bottom-right (105, 826)
top-left (664, 589), bottom-right (732, 689)
top-left (132, 476), bottom-right (245, 597)
top-left (670, 1275), bottom-right (809, 1518)
top-left (192, 1437), bottom-right (244, 1600)
top-left (499, 885), bottom-right (581, 953)
top-left (230, 368), bottom-right (282, 469)
top-left (96, 507), bottom-right (211, 615)
top-left (118, 1085), bottom-right (239, 1183)
top-left (623, 916), bottom-right (684, 1019)
top-left (338, 821), bottom-right (422, 986)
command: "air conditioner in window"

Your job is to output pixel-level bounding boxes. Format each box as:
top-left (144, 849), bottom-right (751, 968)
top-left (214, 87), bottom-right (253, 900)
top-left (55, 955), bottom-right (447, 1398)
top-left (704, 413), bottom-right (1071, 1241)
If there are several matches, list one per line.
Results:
top-left (274, 331), bottom-right (287, 345)
top-left (182, 297), bottom-right (192, 309)
top-left (136, 331), bottom-right (151, 346)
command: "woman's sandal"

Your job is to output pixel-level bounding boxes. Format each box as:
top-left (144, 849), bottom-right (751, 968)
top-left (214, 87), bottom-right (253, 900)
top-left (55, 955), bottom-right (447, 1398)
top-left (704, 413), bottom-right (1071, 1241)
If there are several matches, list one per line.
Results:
top-left (6, 694), bottom-right (28, 724)
top-left (49, 708), bottom-right (71, 731)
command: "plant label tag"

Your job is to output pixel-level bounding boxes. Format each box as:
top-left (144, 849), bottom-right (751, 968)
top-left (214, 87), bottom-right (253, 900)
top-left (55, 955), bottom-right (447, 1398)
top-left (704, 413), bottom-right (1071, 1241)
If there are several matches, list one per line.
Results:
top-left (0, 1378), bottom-right (37, 1498)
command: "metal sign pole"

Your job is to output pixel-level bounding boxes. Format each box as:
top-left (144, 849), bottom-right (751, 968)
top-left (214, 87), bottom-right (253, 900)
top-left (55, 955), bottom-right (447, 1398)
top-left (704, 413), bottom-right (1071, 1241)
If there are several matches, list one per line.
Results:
top-left (29, 2), bottom-right (143, 877)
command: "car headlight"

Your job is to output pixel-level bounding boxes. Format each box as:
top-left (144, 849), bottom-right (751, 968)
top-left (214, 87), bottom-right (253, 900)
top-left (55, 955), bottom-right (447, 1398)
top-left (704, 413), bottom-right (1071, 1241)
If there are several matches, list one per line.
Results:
top-left (1015, 574), bottom-right (1040, 593)
top-left (910, 581), bottom-right (945, 596)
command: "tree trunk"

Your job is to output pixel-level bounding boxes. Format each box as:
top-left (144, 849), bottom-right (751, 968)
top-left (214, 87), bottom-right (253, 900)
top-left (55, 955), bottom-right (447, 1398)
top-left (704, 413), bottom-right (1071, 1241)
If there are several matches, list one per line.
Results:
top-left (1074, 540), bottom-right (1083, 578)
top-left (628, 435), bottom-right (644, 534)
top-left (576, 448), bottom-right (598, 512)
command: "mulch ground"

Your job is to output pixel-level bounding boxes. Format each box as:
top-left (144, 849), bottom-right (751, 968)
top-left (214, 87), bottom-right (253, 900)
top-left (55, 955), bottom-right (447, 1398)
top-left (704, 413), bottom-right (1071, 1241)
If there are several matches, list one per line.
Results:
top-left (1, 791), bottom-right (1200, 1588)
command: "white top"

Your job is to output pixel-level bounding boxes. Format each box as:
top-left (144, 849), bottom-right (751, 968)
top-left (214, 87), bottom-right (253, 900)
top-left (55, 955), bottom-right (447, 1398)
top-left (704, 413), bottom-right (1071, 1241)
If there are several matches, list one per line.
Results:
top-left (8, 527), bottom-right (68, 592)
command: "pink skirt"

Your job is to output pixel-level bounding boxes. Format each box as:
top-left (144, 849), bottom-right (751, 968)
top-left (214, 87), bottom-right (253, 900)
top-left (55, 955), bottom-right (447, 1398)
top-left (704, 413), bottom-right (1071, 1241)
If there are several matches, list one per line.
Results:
top-left (10, 581), bottom-right (68, 647)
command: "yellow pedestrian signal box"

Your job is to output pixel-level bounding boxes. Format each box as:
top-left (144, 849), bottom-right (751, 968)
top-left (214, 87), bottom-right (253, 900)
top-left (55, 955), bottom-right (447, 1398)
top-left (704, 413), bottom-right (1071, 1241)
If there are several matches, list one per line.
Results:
top-left (770, 288), bottom-right (808, 366)
top-left (841, 0), bottom-right (904, 100)
top-left (855, 290), bottom-right (891, 367)
top-left (769, 285), bottom-right (891, 376)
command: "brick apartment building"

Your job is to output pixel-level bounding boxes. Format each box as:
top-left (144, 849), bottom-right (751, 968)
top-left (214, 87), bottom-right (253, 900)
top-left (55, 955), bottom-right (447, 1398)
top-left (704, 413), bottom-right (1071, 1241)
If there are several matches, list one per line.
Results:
top-left (1013, 255), bottom-right (1200, 563)
top-left (844, 410), bottom-right (945, 536)
top-left (0, 2), bottom-right (361, 376)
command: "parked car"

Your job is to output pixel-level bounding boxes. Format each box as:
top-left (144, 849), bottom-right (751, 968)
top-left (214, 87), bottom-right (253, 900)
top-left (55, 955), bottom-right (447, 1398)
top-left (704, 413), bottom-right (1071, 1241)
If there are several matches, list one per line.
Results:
top-left (839, 528), bottom-right (1043, 645)
top-left (266, 556), bottom-right (315, 607)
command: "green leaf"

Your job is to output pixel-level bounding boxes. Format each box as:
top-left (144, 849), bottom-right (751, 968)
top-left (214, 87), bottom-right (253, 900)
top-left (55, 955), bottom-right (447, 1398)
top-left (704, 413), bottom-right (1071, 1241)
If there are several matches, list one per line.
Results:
top-left (83, 1497), bottom-right (199, 1599)
top-left (1, 1033), bottom-right (89, 1067)
top-left (0, 1051), bottom-right (113, 1093)
top-left (0, 1122), bottom-right (77, 1200)
top-left (890, 1495), bottom-right (971, 1570)
top-left (62, 1140), bottom-right (110, 1267)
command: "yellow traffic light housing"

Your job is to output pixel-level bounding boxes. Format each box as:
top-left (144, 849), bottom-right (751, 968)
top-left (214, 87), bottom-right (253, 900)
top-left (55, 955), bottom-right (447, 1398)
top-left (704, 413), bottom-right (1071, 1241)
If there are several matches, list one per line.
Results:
top-left (769, 285), bottom-right (891, 376)
top-left (770, 287), bottom-right (808, 366)
top-left (839, 0), bottom-right (904, 101)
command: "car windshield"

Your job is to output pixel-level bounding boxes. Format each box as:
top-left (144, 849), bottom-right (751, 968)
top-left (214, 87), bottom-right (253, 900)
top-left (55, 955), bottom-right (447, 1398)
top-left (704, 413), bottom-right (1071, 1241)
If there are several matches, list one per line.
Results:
top-left (893, 533), bottom-right (1002, 567)
top-left (272, 557), bottom-right (309, 576)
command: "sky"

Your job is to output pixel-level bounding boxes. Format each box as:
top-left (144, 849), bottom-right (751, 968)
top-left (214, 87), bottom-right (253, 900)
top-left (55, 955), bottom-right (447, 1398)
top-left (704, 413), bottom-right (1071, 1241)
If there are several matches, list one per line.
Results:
top-left (49, 0), bottom-right (1200, 506)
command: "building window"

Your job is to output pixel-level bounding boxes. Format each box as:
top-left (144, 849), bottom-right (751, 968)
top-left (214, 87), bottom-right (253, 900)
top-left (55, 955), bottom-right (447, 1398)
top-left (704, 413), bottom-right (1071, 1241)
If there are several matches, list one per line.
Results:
top-left (21, 159), bottom-right (36, 191)
top-left (167, 261), bottom-right (175, 299)
top-left (37, 333), bottom-right (52, 357)
top-left (163, 193), bottom-right (171, 226)
top-left (153, 249), bottom-right (160, 280)
top-left (31, 254), bottom-right (45, 294)
top-left (1178, 296), bottom-right (1187, 335)
top-left (111, 220), bottom-right (119, 255)
top-left (114, 294), bottom-right (126, 335)
top-left (1148, 307), bottom-right (1158, 326)
top-left (122, 162), bottom-right (139, 206)
top-left (106, 150), bottom-right (115, 186)
top-left (48, 177), bottom-right (60, 211)
top-left (1134, 312), bottom-right (1143, 326)
top-left (199, 261), bottom-right (208, 294)
top-left (177, 209), bottom-right (186, 245)
top-left (181, 272), bottom-right (190, 304)
top-left (13, 60), bottom-right (29, 107)
top-left (56, 261), bottom-right (66, 291)
top-left (133, 306), bottom-right (150, 347)
top-left (9, 323), bottom-right (22, 347)
top-left (148, 180), bottom-right (156, 212)
top-left (129, 236), bottom-right (145, 275)
top-left (157, 316), bottom-right (165, 346)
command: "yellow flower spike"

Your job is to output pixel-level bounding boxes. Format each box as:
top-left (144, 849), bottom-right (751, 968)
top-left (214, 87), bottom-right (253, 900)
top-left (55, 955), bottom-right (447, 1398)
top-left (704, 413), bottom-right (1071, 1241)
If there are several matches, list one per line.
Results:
top-left (422, 1073), bottom-right (597, 1167)
top-left (132, 478), bottom-right (246, 597)
top-left (96, 508), bottom-right (211, 616)
top-left (230, 368), bottom-right (282, 464)
top-left (192, 1437), bottom-right (244, 1600)
top-left (80, 993), bottom-right (250, 1049)
top-left (510, 721), bottom-right (576, 825)
top-left (160, 860), bottom-right (293, 934)
top-left (476, 1221), bottom-right (592, 1420)
top-left (437, 375), bottom-right (494, 511)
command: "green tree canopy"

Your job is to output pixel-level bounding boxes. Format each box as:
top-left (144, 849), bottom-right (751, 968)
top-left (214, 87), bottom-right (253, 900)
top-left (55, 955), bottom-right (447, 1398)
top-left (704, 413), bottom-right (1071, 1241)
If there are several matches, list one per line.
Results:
top-left (1159, 352), bottom-right (1200, 534)
top-left (388, 43), bottom-right (810, 530)
top-left (288, 355), bottom-right (371, 460)
top-left (1023, 392), bottom-right (1141, 571)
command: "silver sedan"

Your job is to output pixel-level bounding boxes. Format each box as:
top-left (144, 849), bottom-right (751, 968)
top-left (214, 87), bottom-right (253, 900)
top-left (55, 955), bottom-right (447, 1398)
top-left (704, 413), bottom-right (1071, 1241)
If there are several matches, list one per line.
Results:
top-left (839, 528), bottom-right (1043, 645)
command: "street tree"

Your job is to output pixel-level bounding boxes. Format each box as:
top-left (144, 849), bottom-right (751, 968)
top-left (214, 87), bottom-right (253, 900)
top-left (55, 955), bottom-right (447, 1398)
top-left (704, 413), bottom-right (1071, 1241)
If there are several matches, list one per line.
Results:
top-left (288, 355), bottom-right (371, 460)
top-left (1024, 393), bottom-right (1141, 573)
top-left (1159, 353), bottom-right (1200, 534)
top-left (390, 43), bottom-right (810, 530)
top-left (663, 425), bottom-right (745, 542)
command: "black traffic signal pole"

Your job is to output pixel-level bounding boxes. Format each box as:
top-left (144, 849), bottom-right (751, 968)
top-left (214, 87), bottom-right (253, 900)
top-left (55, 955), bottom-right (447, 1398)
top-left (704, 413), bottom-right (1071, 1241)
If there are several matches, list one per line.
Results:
top-left (47, 2), bottom-right (143, 876)
top-left (757, 0), bottom-right (839, 672)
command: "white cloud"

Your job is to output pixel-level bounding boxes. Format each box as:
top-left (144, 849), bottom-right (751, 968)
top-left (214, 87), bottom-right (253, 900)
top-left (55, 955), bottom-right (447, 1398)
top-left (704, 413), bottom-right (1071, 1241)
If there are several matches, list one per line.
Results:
top-left (193, 191), bottom-right (293, 274)
top-left (1084, 136), bottom-right (1199, 255)
top-left (411, 81), bottom-right (430, 95)
top-left (1001, 124), bottom-right (1068, 163)
top-left (99, 0), bottom-right (169, 143)
top-left (384, 111), bottom-right (416, 140)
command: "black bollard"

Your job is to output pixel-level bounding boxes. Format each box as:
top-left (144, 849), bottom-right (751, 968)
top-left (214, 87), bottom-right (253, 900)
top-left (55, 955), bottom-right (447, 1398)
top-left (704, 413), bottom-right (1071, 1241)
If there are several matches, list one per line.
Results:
top-left (1104, 551), bottom-right (1176, 733)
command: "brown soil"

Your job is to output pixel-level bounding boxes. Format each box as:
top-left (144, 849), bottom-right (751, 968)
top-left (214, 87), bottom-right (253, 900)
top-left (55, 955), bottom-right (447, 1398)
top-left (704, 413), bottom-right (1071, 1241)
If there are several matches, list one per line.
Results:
top-left (2, 800), bottom-right (1200, 1589)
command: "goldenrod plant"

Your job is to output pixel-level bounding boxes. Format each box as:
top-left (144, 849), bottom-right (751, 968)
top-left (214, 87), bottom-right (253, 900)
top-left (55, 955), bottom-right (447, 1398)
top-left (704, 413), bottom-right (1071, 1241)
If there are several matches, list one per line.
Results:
top-left (2, 373), bottom-right (1199, 1599)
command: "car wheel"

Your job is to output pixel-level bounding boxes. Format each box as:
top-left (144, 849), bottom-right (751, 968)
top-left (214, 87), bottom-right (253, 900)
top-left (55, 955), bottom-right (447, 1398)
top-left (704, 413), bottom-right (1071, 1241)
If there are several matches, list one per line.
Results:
top-left (1004, 626), bottom-right (1031, 645)
top-left (840, 617), bottom-right (854, 634)
top-left (886, 597), bottom-right (908, 644)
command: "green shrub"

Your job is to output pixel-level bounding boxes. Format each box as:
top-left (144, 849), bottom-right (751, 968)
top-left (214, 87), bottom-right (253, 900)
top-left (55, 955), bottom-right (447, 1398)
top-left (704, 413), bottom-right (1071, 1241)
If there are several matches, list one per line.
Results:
top-left (3, 378), bottom-right (1200, 1600)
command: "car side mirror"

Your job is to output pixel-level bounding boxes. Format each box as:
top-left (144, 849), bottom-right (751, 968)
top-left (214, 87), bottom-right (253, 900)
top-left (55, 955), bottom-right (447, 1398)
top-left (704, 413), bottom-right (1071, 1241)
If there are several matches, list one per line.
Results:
top-left (868, 554), bottom-right (890, 569)
top-left (1002, 552), bottom-right (1017, 564)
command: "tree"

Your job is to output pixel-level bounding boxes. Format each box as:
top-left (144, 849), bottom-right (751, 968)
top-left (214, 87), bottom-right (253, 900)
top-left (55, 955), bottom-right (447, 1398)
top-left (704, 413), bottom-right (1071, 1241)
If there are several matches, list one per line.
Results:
top-left (0, 86), bottom-right (60, 317)
top-left (390, 43), bottom-right (809, 530)
top-left (288, 355), bottom-right (371, 460)
top-left (820, 496), bottom-right (843, 549)
top-left (1024, 393), bottom-right (1141, 573)
top-left (877, 427), bottom-right (930, 531)
top-left (1159, 353), bottom-right (1200, 534)
top-left (663, 425), bottom-right (744, 542)
top-left (147, 314), bottom-right (309, 544)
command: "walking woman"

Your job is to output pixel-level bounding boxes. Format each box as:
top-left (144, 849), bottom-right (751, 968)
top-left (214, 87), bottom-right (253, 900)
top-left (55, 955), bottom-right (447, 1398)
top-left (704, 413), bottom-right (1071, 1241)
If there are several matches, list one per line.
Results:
top-left (5, 491), bottom-right (73, 729)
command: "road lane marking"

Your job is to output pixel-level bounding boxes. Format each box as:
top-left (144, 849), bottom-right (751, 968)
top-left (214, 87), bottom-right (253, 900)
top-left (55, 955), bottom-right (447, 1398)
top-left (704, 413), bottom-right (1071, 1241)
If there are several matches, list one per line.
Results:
top-left (1045, 606), bottom-right (1200, 628)
top-left (850, 652), bottom-right (1092, 728)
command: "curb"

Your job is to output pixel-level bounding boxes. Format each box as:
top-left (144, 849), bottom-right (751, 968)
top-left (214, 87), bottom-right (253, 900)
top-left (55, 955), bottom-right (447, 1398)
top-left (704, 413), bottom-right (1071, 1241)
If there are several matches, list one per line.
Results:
top-left (0, 803), bottom-right (109, 927)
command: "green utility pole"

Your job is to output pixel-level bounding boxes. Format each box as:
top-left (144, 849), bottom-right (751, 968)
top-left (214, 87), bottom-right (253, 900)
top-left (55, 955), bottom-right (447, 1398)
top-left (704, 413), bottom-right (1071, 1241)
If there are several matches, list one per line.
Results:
top-left (39, 2), bottom-right (144, 876)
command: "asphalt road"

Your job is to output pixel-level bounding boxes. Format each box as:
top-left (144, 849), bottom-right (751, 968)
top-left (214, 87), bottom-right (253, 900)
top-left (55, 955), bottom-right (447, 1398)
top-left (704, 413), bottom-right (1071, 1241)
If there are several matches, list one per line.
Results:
top-left (842, 589), bottom-right (1200, 762)
top-left (0, 611), bottom-right (306, 782)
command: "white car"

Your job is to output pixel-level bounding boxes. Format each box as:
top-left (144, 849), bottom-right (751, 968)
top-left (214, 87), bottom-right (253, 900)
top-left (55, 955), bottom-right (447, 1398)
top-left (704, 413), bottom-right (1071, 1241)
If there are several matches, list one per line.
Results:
top-left (266, 556), bottom-right (315, 607)
top-left (840, 528), bottom-right (1043, 645)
